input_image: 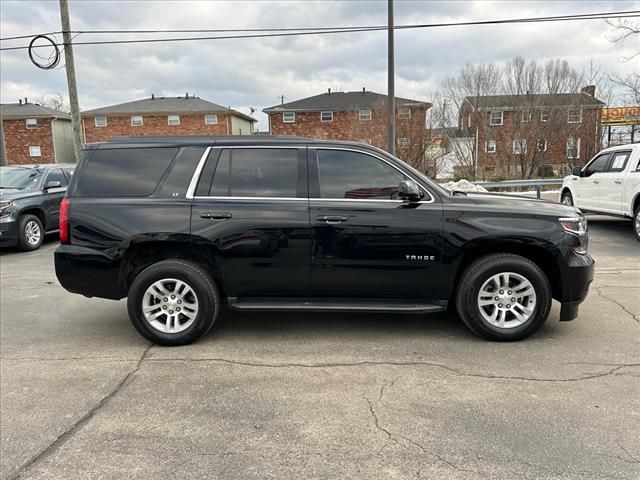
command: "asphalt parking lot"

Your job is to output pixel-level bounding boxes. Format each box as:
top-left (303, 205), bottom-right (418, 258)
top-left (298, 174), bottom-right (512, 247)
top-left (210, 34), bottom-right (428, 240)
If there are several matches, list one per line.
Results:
top-left (1, 216), bottom-right (638, 480)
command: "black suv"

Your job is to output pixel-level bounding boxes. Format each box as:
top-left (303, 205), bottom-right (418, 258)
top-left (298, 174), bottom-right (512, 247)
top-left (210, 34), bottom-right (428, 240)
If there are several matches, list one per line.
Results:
top-left (1, 163), bottom-right (75, 250)
top-left (55, 137), bottom-right (594, 345)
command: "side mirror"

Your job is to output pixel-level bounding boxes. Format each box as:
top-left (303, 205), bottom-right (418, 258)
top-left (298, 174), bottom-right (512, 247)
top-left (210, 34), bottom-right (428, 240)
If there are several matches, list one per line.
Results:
top-left (44, 180), bottom-right (62, 189)
top-left (398, 179), bottom-right (422, 202)
top-left (571, 166), bottom-right (583, 177)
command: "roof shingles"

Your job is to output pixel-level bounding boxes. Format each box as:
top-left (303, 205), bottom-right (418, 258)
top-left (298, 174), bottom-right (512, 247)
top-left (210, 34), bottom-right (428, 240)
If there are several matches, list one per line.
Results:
top-left (263, 91), bottom-right (430, 112)
top-left (0, 103), bottom-right (70, 119)
top-left (465, 92), bottom-right (605, 109)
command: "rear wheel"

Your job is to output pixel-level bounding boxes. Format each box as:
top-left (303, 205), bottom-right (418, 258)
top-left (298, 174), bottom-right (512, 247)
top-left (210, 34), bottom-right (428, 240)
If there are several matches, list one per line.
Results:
top-left (127, 260), bottom-right (219, 346)
top-left (18, 214), bottom-right (44, 251)
top-left (455, 254), bottom-right (552, 341)
top-left (561, 191), bottom-right (573, 206)
top-left (634, 205), bottom-right (640, 242)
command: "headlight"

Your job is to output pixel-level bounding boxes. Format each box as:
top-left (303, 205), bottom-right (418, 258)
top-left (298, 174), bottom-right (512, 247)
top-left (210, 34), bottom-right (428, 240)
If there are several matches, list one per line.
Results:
top-left (0, 201), bottom-right (14, 219)
top-left (559, 216), bottom-right (588, 254)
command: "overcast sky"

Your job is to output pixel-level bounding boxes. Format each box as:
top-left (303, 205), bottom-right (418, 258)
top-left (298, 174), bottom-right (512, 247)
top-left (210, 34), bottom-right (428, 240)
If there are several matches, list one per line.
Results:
top-left (1, 0), bottom-right (638, 130)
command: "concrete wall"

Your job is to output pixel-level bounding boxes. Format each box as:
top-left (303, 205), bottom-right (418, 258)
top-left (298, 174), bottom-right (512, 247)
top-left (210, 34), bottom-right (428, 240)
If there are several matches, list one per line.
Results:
top-left (230, 116), bottom-right (254, 135)
top-left (51, 119), bottom-right (74, 163)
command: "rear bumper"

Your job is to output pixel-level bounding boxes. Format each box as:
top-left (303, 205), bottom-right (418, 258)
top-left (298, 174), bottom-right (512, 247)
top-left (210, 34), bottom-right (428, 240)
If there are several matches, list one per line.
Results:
top-left (55, 244), bottom-right (123, 299)
top-left (559, 253), bottom-right (594, 321)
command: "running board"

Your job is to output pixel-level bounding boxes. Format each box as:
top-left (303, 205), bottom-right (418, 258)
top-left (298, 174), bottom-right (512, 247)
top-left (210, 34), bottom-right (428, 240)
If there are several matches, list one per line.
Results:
top-left (227, 297), bottom-right (446, 313)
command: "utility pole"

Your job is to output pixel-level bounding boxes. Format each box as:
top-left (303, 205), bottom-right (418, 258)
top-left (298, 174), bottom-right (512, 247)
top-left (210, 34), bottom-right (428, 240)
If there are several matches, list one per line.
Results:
top-left (59, 0), bottom-right (82, 163)
top-left (387, 0), bottom-right (395, 155)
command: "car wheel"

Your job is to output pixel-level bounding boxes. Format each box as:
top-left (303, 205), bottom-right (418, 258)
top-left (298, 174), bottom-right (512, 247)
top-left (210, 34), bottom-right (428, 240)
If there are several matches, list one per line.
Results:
top-left (127, 260), bottom-right (219, 346)
top-left (18, 214), bottom-right (44, 251)
top-left (561, 191), bottom-right (573, 206)
top-left (455, 254), bottom-right (552, 341)
top-left (634, 205), bottom-right (640, 242)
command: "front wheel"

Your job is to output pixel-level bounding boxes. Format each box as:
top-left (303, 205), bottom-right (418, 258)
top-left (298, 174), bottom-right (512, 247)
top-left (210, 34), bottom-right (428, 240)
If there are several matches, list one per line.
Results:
top-left (455, 254), bottom-right (552, 341)
top-left (18, 214), bottom-right (44, 251)
top-left (561, 191), bottom-right (573, 206)
top-left (634, 205), bottom-right (640, 242)
top-left (127, 260), bottom-right (219, 346)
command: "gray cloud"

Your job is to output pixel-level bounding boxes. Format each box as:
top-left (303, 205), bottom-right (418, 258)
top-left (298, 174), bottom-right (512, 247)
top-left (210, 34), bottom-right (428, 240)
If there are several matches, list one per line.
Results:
top-left (1, 0), bottom-right (638, 130)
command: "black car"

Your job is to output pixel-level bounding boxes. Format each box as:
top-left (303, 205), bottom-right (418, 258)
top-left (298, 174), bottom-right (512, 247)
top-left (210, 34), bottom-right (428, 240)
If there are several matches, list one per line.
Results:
top-left (0, 163), bottom-right (75, 250)
top-left (54, 137), bottom-right (594, 345)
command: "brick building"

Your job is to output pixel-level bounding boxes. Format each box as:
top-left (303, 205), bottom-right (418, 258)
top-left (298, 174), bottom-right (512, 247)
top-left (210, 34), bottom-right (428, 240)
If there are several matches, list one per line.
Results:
top-left (460, 86), bottom-right (605, 179)
top-left (0, 101), bottom-right (74, 165)
top-left (263, 89), bottom-right (430, 157)
top-left (81, 95), bottom-right (256, 143)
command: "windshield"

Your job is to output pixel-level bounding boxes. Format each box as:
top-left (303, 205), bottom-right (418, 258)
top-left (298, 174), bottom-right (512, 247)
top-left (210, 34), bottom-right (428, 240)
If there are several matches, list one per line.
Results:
top-left (0, 167), bottom-right (43, 189)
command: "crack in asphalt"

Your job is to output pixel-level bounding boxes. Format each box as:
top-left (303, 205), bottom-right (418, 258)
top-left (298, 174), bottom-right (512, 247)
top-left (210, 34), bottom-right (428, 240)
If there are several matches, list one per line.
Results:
top-left (363, 395), bottom-right (487, 478)
top-left (594, 287), bottom-right (640, 323)
top-left (142, 357), bottom-right (640, 383)
top-left (7, 344), bottom-right (153, 480)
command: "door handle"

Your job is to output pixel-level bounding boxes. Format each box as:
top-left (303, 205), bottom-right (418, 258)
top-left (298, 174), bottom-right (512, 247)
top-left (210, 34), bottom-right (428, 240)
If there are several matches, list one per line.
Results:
top-left (614, 180), bottom-right (622, 184)
top-left (316, 215), bottom-right (347, 224)
top-left (593, 180), bottom-right (599, 184)
top-left (200, 212), bottom-right (232, 220)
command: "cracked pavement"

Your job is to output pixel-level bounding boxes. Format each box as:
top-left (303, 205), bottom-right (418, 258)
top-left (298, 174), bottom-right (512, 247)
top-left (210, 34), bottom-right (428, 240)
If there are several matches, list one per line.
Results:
top-left (1, 215), bottom-right (638, 479)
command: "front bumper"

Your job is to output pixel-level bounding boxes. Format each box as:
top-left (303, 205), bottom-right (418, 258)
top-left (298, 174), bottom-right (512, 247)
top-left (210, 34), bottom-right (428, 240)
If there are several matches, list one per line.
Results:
top-left (0, 217), bottom-right (18, 247)
top-left (559, 253), bottom-right (594, 321)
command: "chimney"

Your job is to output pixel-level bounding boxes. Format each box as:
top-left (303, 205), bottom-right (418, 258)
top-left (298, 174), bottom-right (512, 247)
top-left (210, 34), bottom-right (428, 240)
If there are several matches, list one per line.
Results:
top-left (151, 93), bottom-right (155, 100)
top-left (18, 99), bottom-right (22, 105)
top-left (24, 97), bottom-right (28, 104)
top-left (328, 88), bottom-right (331, 95)
top-left (185, 92), bottom-right (189, 99)
top-left (362, 87), bottom-right (366, 94)
top-left (581, 85), bottom-right (596, 97)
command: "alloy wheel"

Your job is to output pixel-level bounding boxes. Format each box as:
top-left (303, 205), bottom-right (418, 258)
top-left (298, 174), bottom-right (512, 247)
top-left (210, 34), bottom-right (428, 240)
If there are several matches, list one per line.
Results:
top-left (142, 278), bottom-right (199, 333)
top-left (24, 220), bottom-right (41, 246)
top-left (477, 272), bottom-right (537, 329)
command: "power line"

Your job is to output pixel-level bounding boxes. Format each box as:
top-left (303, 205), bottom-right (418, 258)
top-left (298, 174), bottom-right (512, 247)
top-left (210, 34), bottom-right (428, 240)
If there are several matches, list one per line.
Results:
top-left (1, 10), bottom-right (638, 51)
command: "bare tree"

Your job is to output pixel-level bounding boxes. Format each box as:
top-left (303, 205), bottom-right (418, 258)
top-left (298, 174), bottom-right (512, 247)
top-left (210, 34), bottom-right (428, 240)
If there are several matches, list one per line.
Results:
top-left (610, 72), bottom-right (640, 104)
top-left (605, 17), bottom-right (640, 61)
top-left (34, 93), bottom-right (67, 112)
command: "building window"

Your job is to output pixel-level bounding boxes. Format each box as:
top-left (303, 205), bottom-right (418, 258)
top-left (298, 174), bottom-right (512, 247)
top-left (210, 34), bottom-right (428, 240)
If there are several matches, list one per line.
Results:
top-left (398, 137), bottom-right (410, 147)
top-left (512, 139), bottom-right (527, 154)
top-left (485, 140), bottom-right (496, 153)
top-left (490, 111), bottom-right (503, 126)
top-left (398, 108), bottom-right (411, 119)
top-left (359, 110), bottom-right (372, 121)
top-left (29, 146), bottom-right (41, 157)
top-left (566, 137), bottom-right (581, 159)
top-left (168, 115), bottom-right (180, 126)
top-left (467, 114), bottom-right (472, 128)
top-left (567, 109), bottom-right (582, 124)
top-left (321, 111), bottom-right (333, 122)
top-left (131, 115), bottom-right (144, 126)
top-left (536, 138), bottom-right (548, 152)
top-left (26, 118), bottom-right (38, 129)
top-left (94, 117), bottom-right (107, 127)
top-left (541, 110), bottom-right (550, 122)
top-left (205, 114), bottom-right (218, 125)
top-left (282, 112), bottom-right (295, 123)
top-left (521, 111), bottom-right (532, 123)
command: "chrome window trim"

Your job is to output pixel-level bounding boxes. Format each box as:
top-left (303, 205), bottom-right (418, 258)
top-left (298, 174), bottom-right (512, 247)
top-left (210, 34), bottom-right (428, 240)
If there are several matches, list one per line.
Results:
top-left (185, 145), bottom-right (437, 204)
top-left (314, 147), bottom-right (436, 204)
top-left (185, 146), bottom-right (212, 199)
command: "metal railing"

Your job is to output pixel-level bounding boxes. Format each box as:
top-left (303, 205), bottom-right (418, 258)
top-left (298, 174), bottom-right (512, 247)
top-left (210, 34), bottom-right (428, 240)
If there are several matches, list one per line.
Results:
top-left (476, 179), bottom-right (564, 199)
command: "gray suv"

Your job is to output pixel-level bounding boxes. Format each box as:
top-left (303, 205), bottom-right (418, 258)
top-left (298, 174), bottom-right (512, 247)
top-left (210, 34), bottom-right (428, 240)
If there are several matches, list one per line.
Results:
top-left (0, 164), bottom-right (75, 250)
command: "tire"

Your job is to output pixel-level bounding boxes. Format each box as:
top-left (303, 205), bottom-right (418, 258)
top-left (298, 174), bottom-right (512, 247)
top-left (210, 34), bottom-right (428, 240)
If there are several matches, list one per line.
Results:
top-left (633, 204), bottom-right (640, 242)
top-left (17, 214), bottom-right (44, 251)
top-left (561, 191), bottom-right (573, 206)
top-left (127, 260), bottom-right (219, 346)
top-left (455, 254), bottom-right (552, 341)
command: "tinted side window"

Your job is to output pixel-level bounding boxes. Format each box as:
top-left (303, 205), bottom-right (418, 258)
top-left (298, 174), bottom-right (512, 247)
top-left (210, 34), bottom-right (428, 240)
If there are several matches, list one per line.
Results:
top-left (76, 147), bottom-right (178, 197)
top-left (209, 148), bottom-right (298, 198)
top-left (584, 154), bottom-right (610, 176)
top-left (46, 169), bottom-right (67, 187)
top-left (607, 151), bottom-right (630, 172)
top-left (154, 146), bottom-right (205, 198)
top-left (317, 150), bottom-right (406, 199)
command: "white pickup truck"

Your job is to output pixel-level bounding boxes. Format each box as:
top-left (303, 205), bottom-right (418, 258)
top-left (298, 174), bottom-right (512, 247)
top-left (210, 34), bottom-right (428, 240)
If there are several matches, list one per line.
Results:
top-left (560, 143), bottom-right (640, 241)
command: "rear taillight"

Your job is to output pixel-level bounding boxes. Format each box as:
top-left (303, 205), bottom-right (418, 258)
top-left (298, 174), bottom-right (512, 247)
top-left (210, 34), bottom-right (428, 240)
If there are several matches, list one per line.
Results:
top-left (59, 198), bottom-right (70, 244)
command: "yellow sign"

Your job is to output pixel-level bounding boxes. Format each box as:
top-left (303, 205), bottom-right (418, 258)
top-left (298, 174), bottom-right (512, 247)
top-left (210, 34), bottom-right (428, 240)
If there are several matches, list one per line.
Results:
top-left (601, 106), bottom-right (640, 125)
